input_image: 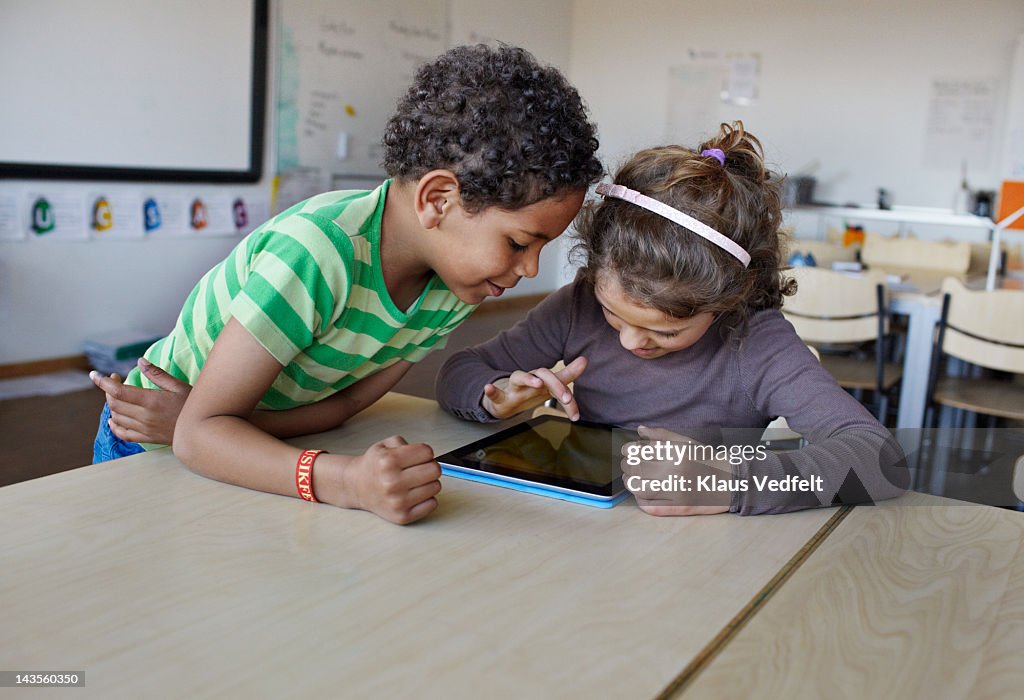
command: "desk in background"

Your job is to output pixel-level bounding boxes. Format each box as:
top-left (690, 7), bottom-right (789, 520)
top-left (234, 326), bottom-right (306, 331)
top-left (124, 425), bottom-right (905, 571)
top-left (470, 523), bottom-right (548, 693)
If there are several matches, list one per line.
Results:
top-left (889, 271), bottom-right (948, 430)
top-left (785, 205), bottom-right (994, 241)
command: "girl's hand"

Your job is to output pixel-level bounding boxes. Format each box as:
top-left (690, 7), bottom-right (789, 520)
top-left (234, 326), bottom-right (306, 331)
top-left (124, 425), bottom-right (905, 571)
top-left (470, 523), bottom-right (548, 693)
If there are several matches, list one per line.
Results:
top-left (481, 356), bottom-right (588, 421)
top-left (621, 426), bottom-right (731, 517)
top-left (89, 358), bottom-right (191, 445)
top-left (317, 435), bottom-right (442, 525)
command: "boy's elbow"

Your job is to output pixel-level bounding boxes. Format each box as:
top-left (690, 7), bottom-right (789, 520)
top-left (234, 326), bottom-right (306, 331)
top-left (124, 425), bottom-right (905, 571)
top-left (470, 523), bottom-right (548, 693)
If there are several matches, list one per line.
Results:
top-left (171, 420), bottom-right (204, 474)
top-left (171, 433), bottom-right (195, 469)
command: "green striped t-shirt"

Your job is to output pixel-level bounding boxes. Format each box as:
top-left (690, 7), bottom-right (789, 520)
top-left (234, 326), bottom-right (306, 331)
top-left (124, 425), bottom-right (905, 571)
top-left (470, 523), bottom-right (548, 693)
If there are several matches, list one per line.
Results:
top-left (127, 181), bottom-right (475, 417)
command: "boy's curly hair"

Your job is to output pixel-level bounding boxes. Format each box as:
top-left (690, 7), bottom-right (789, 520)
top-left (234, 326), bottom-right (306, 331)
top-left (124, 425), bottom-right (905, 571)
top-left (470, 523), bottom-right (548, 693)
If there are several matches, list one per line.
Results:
top-left (382, 44), bottom-right (603, 212)
top-left (574, 121), bottom-right (795, 337)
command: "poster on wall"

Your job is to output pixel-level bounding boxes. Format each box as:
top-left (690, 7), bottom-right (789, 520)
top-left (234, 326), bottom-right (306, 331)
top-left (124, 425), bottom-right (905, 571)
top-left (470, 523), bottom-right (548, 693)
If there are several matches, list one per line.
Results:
top-left (666, 49), bottom-right (760, 145)
top-left (1008, 129), bottom-right (1024, 178)
top-left (86, 190), bottom-right (144, 240)
top-left (721, 53), bottom-right (760, 106)
top-left (666, 53), bottom-right (722, 146)
top-left (23, 191), bottom-right (88, 241)
top-left (923, 77), bottom-right (996, 170)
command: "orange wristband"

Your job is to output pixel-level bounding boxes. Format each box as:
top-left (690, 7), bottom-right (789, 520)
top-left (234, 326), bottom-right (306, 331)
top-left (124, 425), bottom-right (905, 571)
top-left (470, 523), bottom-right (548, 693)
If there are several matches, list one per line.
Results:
top-left (296, 449), bottom-right (326, 502)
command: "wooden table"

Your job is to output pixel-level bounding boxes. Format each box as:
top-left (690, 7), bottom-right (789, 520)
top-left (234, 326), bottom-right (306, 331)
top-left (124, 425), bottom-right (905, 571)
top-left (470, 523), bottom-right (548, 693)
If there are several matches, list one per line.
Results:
top-left (4, 394), bottom-right (1020, 698)
top-left (679, 492), bottom-right (1024, 698)
top-left (1, 393), bottom-right (838, 699)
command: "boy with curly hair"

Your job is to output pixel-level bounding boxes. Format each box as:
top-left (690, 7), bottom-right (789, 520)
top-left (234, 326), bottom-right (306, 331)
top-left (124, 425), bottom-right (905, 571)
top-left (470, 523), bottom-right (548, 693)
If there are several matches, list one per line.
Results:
top-left (90, 44), bottom-right (602, 524)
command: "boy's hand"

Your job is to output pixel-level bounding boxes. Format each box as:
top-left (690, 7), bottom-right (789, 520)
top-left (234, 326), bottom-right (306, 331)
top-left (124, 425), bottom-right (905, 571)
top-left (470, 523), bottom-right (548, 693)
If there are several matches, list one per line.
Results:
top-left (621, 426), bottom-right (731, 517)
top-left (89, 358), bottom-right (191, 445)
top-left (482, 356), bottom-right (587, 421)
top-left (321, 436), bottom-right (442, 525)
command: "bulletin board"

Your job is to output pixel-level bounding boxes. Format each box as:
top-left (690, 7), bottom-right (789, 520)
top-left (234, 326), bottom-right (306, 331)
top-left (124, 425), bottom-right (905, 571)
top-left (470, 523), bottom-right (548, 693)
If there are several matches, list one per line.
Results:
top-left (0, 0), bottom-right (268, 183)
top-left (275, 0), bottom-right (447, 206)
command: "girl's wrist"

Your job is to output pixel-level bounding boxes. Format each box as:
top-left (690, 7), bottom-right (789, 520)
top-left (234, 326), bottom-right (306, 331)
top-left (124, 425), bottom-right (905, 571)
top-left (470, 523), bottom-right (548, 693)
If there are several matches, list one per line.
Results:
top-left (481, 394), bottom-right (501, 419)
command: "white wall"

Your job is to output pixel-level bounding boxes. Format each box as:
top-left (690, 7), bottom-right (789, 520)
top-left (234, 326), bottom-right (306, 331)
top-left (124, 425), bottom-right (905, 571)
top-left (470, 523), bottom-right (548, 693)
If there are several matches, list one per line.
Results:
top-left (0, 0), bottom-right (574, 365)
top-left (448, 0), bottom-right (578, 297)
top-left (8, 0), bottom-right (1022, 365)
top-left (568, 0), bottom-right (1024, 208)
top-left (0, 0), bottom-right (274, 366)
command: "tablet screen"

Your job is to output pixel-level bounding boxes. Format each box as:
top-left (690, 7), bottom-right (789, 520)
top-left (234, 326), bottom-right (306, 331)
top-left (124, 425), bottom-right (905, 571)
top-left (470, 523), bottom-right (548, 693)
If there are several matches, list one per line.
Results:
top-left (438, 416), bottom-right (634, 498)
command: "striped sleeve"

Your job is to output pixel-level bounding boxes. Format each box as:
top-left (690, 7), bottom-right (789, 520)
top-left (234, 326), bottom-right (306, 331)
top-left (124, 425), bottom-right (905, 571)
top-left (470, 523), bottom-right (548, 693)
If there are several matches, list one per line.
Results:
top-left (397, 296), bottom-right (478, 363)
top-left (229, 213), bottom-right (354, 366)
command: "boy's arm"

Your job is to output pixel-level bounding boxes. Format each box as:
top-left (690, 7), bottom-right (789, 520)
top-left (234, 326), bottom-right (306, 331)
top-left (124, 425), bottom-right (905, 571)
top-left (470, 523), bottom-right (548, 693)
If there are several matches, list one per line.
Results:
top-left (172, 318), bottom-right (440, 525)
top-left (250, 360), bottom-right (413, 437)
top-left (92, 359), bottom-right (412, 444)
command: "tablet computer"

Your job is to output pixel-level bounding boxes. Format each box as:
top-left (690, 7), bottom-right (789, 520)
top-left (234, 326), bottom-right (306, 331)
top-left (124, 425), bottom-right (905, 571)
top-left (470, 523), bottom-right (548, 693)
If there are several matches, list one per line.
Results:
top-left (437, 415), bottom-right (634, 508)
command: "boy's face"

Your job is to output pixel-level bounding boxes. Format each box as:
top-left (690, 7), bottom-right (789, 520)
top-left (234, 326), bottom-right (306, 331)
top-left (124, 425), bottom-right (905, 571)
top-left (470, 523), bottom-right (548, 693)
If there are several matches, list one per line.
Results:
top-left (594, 272), bottom-right (716, 360)
top-left (433, 190), bottom-right (585, 304)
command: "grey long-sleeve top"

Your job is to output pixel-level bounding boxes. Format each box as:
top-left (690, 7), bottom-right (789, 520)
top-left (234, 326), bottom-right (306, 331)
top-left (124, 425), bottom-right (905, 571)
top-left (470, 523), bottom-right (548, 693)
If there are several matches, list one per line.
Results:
top-left (435, 276), bottom-right (908, 515)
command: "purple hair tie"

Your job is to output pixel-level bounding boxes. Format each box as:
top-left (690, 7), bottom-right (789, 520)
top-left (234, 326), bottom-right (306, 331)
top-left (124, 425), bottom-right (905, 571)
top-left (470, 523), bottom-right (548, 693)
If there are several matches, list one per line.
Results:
top-left (701, 148), bottom-right (725, 166)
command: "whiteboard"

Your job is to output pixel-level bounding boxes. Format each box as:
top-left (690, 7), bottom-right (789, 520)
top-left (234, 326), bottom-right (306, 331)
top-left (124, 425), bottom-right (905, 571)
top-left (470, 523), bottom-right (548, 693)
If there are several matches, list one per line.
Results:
top-left (0, 0), bottom-right (268, 182)
top-left (276, 0), bottom-right (448, 179)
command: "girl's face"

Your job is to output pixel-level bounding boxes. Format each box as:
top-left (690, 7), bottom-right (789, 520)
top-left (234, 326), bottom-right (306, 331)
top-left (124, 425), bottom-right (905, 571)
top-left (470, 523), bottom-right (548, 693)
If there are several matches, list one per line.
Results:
top-left (594, 272), bottom-right (716, 360)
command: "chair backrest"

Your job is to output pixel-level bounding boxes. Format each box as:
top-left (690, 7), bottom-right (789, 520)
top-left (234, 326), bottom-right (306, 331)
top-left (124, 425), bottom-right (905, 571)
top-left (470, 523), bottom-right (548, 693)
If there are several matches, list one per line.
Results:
top-left (862, 233), bottom-right (970, 273)
top-left (786, 238), bottom-right (858, 267)
top-left (939, 278), bottom-right (1024, 374)
top-left (967, 241), bottom-right (1008, 276)
top-left (782, 267), bottom-right (888, 344)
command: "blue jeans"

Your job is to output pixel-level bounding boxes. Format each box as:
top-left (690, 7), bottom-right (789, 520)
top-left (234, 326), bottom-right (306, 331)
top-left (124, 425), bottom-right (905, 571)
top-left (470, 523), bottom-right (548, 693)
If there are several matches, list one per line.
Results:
top-left (92, 403), bottom-right (145, 463)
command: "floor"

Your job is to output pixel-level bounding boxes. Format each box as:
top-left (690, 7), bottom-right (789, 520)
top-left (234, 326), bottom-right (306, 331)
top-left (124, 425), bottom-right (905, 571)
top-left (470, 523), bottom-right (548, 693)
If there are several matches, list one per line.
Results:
top-left (0, 296), bottom-right (536, 488)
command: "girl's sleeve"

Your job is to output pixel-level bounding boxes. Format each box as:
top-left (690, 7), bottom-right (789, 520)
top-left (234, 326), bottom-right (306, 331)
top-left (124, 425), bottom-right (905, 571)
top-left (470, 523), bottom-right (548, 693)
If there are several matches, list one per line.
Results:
top-left (435, 280), bottom-right (579, 422)
top-left (733, 313), bottom-right (909, 515)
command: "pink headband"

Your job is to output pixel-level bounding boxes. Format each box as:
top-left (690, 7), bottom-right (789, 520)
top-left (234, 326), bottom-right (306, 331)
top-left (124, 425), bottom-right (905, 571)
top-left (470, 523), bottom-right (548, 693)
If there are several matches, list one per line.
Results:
top-left (595, 183), bottom-right (751, 267)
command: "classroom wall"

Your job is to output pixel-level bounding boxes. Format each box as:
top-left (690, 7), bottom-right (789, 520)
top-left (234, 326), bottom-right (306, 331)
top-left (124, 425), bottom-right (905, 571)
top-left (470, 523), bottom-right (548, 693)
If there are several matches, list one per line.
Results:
top-left (567, 0), bottom-right (1024, 208)
top-left (0, 1), bottom-right (274, 366)
top-left (0, 0), bottom-right (573, 365)
top-left (448, 0), bottom-right (578, 297)
top-left (7, 0), bottom-right (1021, 365)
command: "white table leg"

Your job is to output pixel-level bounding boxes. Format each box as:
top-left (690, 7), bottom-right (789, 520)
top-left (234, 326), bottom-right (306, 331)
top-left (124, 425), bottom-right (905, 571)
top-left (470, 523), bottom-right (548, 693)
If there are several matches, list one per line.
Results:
top-left (891, 295), bottom-right (942, 430)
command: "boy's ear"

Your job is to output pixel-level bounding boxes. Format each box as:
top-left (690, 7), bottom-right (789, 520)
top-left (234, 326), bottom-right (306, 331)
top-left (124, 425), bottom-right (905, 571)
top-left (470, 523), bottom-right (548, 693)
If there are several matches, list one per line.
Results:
top-left (414, 170), bottom-right (461, 229)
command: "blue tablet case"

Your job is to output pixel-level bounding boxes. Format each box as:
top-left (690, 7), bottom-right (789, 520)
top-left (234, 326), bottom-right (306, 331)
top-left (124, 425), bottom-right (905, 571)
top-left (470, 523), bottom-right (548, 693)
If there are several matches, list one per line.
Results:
top-left (440, 465), bottom-right (630, 509)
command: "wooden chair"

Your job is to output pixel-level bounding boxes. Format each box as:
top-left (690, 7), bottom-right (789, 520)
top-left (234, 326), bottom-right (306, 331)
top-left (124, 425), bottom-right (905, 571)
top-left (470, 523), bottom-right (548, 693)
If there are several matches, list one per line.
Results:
top-left (924, 278), bottom-right (1024, 427)
top-left (917, 279), bottom-right (1024, 505)
top-left (861, 233), bottom-right (970, 274)
top-left (786, 238), bottom-right (858, 268)
top-left (782, 267), bottom-right (903, 424)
